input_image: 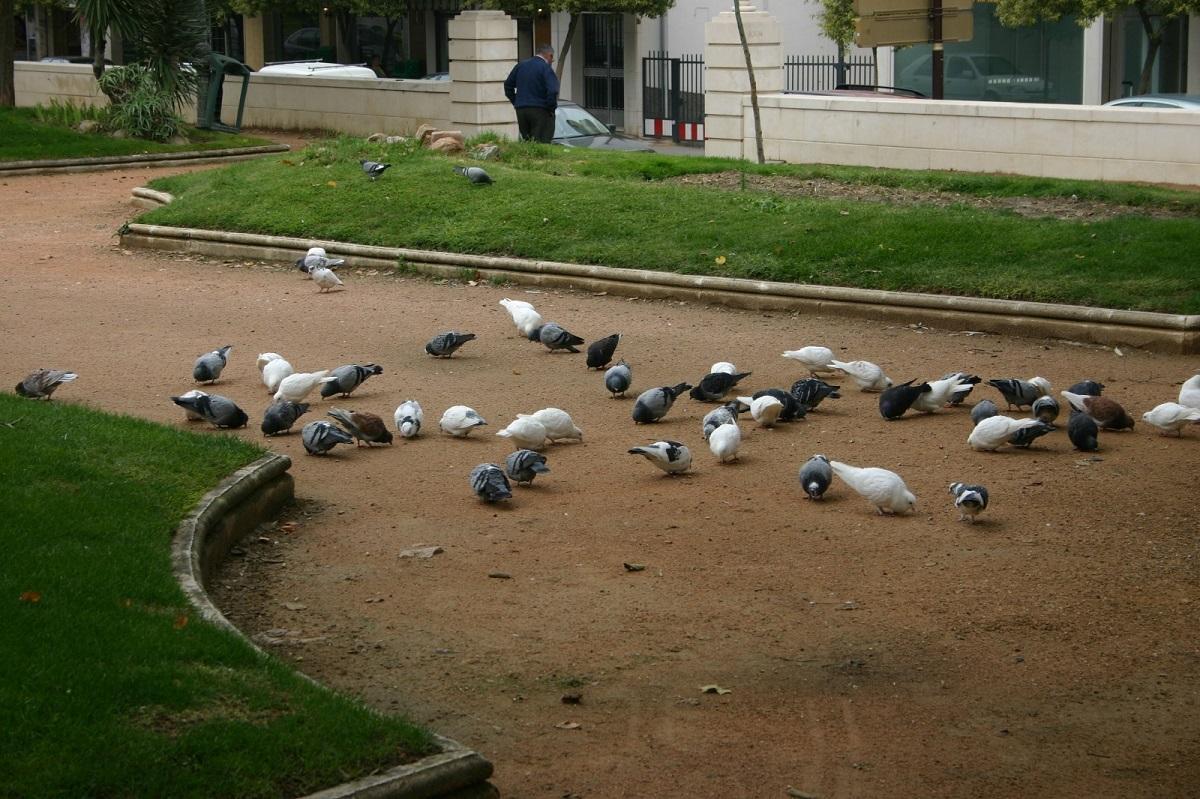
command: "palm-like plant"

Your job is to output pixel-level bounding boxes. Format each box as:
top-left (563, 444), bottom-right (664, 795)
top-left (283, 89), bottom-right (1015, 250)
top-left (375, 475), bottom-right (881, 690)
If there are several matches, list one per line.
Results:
top-left (138, 0), bottom-right (211, 108)
top-left (75, 0), bottom-right (142, 80)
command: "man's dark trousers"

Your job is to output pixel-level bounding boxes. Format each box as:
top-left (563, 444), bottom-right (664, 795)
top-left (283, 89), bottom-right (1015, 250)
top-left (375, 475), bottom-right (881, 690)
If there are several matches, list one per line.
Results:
top-left (517, 107), bottom-right (555, 143)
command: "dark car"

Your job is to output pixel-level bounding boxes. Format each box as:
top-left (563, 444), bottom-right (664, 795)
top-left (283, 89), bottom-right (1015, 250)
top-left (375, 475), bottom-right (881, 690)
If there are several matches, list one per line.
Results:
top-left (554, 102), bottom-right (654, 152)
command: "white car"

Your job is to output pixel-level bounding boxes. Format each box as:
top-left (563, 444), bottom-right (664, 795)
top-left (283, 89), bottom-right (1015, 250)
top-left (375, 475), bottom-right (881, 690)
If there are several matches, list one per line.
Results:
top-left (898, 53), bottom-right (1050, 102)
top-left (257, 61), bottom-right (377, 79)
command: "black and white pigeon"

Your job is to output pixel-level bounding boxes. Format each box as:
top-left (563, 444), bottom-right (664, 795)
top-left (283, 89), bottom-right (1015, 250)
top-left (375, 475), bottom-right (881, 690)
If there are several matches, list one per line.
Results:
top-left (171, 393), bottom-right (248, 429)
top-left (945, 373), bottom-right (981, 406)
top-left (1031, 395), bottom-right (1060, 424)
top-left (534, 323), bottom-right (585, 353)
top-left (632, 383), bottom-right (692, 424)
top-left (752, 388), bottom-right (806, 421)
top-left (587, 334), bottom-right (621, 370)
top-left (798, 454), bottom-right (833, 500)
top-left (970, 399), bottom-right (1000, 425)
top-left (702, 399), bottom-right (749, 440)
top-left (986, 377), bottom-right (1051, 410)
top-left (604, 360), bottom-right (632, 397)
top-left (789, 378), bottom-right (841, 411)
top-left (1067, 379), bottom-right (1104, 396)
top-left (470, 463), bottom-right (512, 502)
top-left (453, 165), bottom-right (493, 185)
top-left (689, 371), bottom-right (752, 402)
top-left (320, 364), bottom-right (383, 398)
top-left (505, 449), bottom-right (551, 486)
top-left (949, 482), bottom-right (989, 523)
top-left (1067, 412), bottom-right (1099, 452)
top-left (628, 440), bottom-right (692, 475)
top-left (295, 246), bottom-right (344, 277)
top-left (425, 331), bottom-right (476, 358)
top-left (261, 400), bottom-right (309, 436)
top-left (15, 369), bottom-right (77, 399)
top-left (193, 345), bottom-right (232, 384)
top-left (1008, 421), bottom-right (1057, 448)
top-left (879, 379), bottom-right (932, 420)
top-left (360, 160), bottom-right (391, 180)
top-left (394, 399), bottom-right (423, 439)
top-left (301, 420), bottom-right (355, 455)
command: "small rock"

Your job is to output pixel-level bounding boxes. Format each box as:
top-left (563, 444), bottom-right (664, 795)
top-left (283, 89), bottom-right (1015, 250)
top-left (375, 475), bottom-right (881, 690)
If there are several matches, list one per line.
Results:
top-left (429, 137), bottom-right (464, 154)
top-left (76, 119), bottom-right (101, 134)
top-left (385, 135), bottom-right (405, 144)
top-left (623, 562), bottom-right (646, 572)
top-left (282, 601), bottom-right (307, 611)
top-left (561, 693), bottom-right (582, 704)
top-left (366, 132), bottom-right (386, 142)
top-left (474, 143), bottom-right (500, 160)
top-left (415, 123), bottom-right (437, 144)
top-left (399, 545), bottom-right (444, 559)
top-left (555, 721), bottom-right (581, 730)
top-left (699, 684), bottom-right (732, 695)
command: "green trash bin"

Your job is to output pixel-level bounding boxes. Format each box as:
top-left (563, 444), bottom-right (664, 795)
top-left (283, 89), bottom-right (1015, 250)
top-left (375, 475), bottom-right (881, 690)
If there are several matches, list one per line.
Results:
top-left (196, 52), bottom-right (252, 133)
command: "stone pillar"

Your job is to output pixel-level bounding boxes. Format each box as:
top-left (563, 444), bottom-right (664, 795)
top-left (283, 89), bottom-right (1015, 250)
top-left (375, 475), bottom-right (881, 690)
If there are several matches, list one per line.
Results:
top-left (1081, 19), bottom-right (1104, 105)
top-left (448, 10), bottom-right (518, 140)
top-left (1187, 14), bottom-right (1200, 97)
top-left (703, 3), bottom-right (782, 159)
top-left (242, 15), bottom-right (265, 70)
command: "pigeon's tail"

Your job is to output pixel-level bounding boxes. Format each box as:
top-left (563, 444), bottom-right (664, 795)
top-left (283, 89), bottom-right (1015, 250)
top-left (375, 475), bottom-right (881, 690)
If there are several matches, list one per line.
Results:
top-left (731, 372), bottom-right (752, 384)
top-left (1059, 390), bottom-right (1089, 413)
top-left (564, 332), bottom-right (585, 346)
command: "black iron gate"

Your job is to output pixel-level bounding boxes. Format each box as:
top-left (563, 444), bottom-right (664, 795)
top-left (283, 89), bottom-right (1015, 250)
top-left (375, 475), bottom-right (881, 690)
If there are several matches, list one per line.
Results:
top-left (582, 13), bottom-right (623, 127)
top-left (641, 51), bottom-right (704, 144)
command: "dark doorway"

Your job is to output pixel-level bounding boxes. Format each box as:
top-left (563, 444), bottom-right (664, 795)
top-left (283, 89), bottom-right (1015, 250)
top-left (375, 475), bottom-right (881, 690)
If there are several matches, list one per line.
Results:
top-left (582, 13), bottom-right (623, 127)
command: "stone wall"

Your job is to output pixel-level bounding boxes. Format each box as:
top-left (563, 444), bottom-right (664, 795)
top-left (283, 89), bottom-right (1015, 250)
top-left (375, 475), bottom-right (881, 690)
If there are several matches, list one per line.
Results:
top-left (13, 62), bottom-right (108, 108)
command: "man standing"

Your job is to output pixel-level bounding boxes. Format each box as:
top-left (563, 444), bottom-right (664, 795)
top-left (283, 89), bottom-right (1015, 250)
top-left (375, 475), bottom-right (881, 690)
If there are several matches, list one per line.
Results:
top-left (504, 44), bottom-right (559, 143)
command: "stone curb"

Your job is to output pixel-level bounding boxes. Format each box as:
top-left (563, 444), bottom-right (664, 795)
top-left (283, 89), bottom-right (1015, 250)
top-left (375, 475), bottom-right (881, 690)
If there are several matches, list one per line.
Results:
top-left (0, 144), bottom-right (289, 176)
top-left (172, 453), bottom-right (495, 799)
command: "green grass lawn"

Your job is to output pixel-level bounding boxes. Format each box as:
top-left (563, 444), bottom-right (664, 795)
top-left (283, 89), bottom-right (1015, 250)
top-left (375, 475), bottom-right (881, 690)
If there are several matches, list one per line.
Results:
top-left (0, 393), bottom-right (432, 798)
top-left (141, 137), bottom-right (1200, 314)
top-left (0, 106), bottom-right (270, 163)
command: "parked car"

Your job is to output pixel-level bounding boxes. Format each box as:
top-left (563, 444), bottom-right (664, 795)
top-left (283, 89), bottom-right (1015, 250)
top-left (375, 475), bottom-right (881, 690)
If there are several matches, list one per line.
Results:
top-left (788, 84), bottom-right (925, 99)
top-left (257, 61), bottom-right (377, 79)
top-left (282, 28), bottom-right (322, 61)
top-left (554, 102), bottom-right (653, 152)
top-left (1102, 94), bottom-right (1200, 110)
top-left (898, 53), bottom-right (1051, 101)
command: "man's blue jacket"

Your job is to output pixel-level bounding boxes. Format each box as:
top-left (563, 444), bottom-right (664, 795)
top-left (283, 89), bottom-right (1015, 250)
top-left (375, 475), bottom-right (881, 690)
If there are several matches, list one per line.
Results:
top-left (504, 56), bottom-right (559, 111)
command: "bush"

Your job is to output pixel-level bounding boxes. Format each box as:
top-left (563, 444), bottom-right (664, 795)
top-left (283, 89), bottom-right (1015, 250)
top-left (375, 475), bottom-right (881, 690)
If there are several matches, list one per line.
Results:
top-left (97, 64), bottom-right (184, 142)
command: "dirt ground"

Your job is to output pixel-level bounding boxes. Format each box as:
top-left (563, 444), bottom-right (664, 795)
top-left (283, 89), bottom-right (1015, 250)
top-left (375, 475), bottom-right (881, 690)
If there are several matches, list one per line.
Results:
top-left (4, 155), bottom-right (1199, 799)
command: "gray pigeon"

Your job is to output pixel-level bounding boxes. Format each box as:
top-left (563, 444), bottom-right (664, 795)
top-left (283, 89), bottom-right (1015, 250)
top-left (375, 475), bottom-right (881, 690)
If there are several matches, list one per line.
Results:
top-left (587, 334), bottom-right (621, 370)
top-left (296, 247), bottom-right (344, 276)
top-left (1031, 395), bottom-right (1060, 424)
top-left (535, 323), bottom-right (585, 353)
top-left (470, 463), bottom-right (512, 501)
top-left (15, 369), bottom-right (77, 399)
top-left (632, 382), bottom-right (692, 424)
top-left (789, 378), bottom-right (840, 411)
top-left (301, 420), bottom-right (355, 455)
top-left (986, 377), bottom-right (1050, 410)
top-left (1067, 412), bottom-right (1099, 451)
top-left (261, 400), bottom-right (309, 436)
top-left (193, 345), bottom-right (232, 384)
top-left (753, 388), bottom-right (806, 421)
top-left (879, 379), bottom-right (932, 420)
top-left (453, 165), bottom-right (493, 185)
top-left (970, 399), bottom-right (1000, 425)
top-left (361, 160), bottom-right (391, 180)
top-left (949, 482), bottom-right (989, 523)
top-left (689, 371), bottom-right (752, 402)
top-left (799, 454), bottom-right (833, 500)
top-left (604, 360), bottom-right (632, 397)
top-left (171, 393), bottom-right (248, 429)
top-left (1067, 379), bottom-right (1104, 396)
top-left (425, 331), bottom-right (476, 358)
top-left (1008, 420), bottom-right (1057, 448)
top-left (320, 364), bottom-right (383, 398)
top-left (701, 399), bottom-right (748, 440)
top-left (505, 449), bottom-right (550, 486)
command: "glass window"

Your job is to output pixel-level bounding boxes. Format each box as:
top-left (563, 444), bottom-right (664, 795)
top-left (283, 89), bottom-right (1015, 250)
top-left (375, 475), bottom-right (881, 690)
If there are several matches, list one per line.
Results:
top-left (279, 12), bottom-right (322, 62)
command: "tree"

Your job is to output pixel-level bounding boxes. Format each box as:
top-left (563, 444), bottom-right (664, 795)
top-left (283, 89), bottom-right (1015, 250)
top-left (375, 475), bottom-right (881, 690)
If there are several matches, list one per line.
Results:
top-left (993, 0), bottom-right (1200, 95)
top-left (1, 0), bottom-right (14, 107)
top-left (733, 1), bottom-right (763, 164)
top-left (814, 0), bottom-right (863, 85)
top-left (75, 0), bottom-right (142, 79)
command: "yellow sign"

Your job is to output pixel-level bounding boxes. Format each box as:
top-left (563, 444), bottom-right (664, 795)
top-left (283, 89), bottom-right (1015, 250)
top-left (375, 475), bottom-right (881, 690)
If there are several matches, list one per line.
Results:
top-left (852, 1), bottom-right (975, 48)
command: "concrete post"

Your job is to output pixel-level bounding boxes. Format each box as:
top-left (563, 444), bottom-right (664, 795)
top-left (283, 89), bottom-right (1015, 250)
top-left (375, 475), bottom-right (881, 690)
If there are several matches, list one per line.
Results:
top-left (1081, 18), bottom-right (1104, 105)
top-left (242, 15), bottom-right (265, 70)
top-left (703, 3), bottom-right (783, 159)
top-left (448, 10), bottom-right (519, 139)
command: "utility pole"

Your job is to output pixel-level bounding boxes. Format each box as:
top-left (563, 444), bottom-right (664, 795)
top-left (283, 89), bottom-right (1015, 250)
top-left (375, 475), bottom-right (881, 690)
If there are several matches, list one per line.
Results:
top-left (930, 0), bottom-right (943, 99)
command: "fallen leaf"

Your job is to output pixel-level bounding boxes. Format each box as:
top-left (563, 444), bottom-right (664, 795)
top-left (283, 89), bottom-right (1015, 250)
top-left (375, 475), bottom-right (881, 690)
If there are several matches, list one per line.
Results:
top-left (488, 571), bottom-right (512, 579)
top-left (714, 255), bottom-right (727, 265)
top-left (699, 684), bottom-right (732, 695)
top-left (19, 591), bottom-right (41, 604)
top-left (282, 601), bottom-right (307, 611)
top-left (326, 180), bottom-right (337, 188)
top-left (173, 614), bottom-right (189, 629)
top-left (623, 562), bottom-right (646, 572)
top-left (555, 721), bottom-right (581, 730)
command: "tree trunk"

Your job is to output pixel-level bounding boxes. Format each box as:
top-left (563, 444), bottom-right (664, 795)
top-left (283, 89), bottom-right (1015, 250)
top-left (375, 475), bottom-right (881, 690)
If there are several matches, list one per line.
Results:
top-left (92, 32), bottom-right (107, 80)
top-left (1135, 5), bottom-right (1163, 95)
top-left (555, 12), bottom-right (579, 81)
top-left (733, 1), bottom-right (764, 164)
top-left (335, 9), bottom-right (355, 63)
top-left (382, 17), bottom-right (398, 75)
top-left (0, 0), bottom-right (15, 108)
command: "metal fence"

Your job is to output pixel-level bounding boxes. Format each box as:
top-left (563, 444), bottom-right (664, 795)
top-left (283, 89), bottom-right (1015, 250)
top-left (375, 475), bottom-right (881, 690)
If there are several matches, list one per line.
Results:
top-left (784, 54), bottom-right (876, 93)
top-left (641, 51), bottom-right (705, 144)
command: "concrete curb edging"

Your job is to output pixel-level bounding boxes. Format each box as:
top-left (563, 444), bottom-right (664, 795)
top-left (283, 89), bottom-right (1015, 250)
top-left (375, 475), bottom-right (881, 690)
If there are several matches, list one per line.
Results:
top-left (0, 144), bottom-right (289, 176)
top-left (172, 453), bottom-right (495, 799)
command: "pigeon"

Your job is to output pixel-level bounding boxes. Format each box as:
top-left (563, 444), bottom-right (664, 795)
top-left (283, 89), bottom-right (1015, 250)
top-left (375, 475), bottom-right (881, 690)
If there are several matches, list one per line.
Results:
top-left (1031, 395), bottom-right (1060, 424)
top-left (425, 331), bottom-right (476, 358)
top-left (453, 165), bottom-right (493, 185)
top-left (302, 420), bottom-right (355, 455)
top-left (781, 346), bottom-right (835, 376)
top-left (708, 422), bottom-right (741, 463)
top-left (256, 352), bottom-right (284, 371)
top-left (1066, 379), bottom-right (1104, 396)
top-left (587, 334), bottom-right (621, 370)
top-left (830, 359), bottom-right (892, 391)
top-left (798, 454), bottom-right (832, 500)
top-left (470, 463), bottom-right (512, 502)
top-left (393, 399), bottom-right (423, 439)
top-left (967, 415), bottom-right (1045, 451)
top-left (710, 362), bottom-right (737, 375)
top-left (295, 247), bottom-right (344, 277)
top-left (747, 394), bottom-right (784, 427)
top-left (193, 345), bottom-right (232, 384)
top-left (879, 379), bottom-right (932, 420)
top-left (275, 370), bottom-right (336, 403)
top-left (604, 360), bottom-right (632, 397)
top-left (361, 160), bottom-right (391, 180)
top-left (1067, 412), bottom-right (1099, 452)
top-left (311, 264), bottom-right (344, 293)
top-left (499, 298), bottom-right (543, 338)
top-left (327, 408), bottom-right (393, 446)
top-left (171, 393), bottom-right (248, 429)
top-left (15, 369), bottom-right (77, 399)
top-left (1141, 402), bottom-right (1200, 436)
top-left (505, 449), bottom-right (550, 486)
top-left (534, 323), bottom-right (585, 353)
top-left (628, 440), bottom-right (692, 475)
top-left (261, 356), bottom-right (294, 395)
top-left (986, 377), bottom-right (1051, 410)
top-left (1008, 421), bottom-right (1057, 448)
top-left (632, 383), bottom-right (692, 424)
top-left (439, 405), bottom-right (487, 437)
top-left (945, 373), bottom-right (981, 406)
top-left (949, 482), bottom-right (989, 523)
top-left (701, 399), bottom-right (748, 440)
top-left (1060, 391), bottom-right (1135, 430)
top-left (911, 372), bottom-right (971, 413)
top-left (752, 388), bottom-right (805, 421)
top-left (174, 389), bottom-right (208, 420)
top-left (829, 460), bottom-right (916, 515)
top-left (970, 399), bottom-right (1000, 425)
top-left (496, 417), bottom-right (549, 450)
top-left (1179, 373), bottom-right (1200, 409)
top-left (789, 378), bottom-right (841, 411)
top-left (519, 408), bottom-right (582, 442)
top-left (689, 371), bottom-right (752, 402)
top-left (320, 364), bottom-right (383, 399)
top-left (261, 400), bottom-right (309, 436)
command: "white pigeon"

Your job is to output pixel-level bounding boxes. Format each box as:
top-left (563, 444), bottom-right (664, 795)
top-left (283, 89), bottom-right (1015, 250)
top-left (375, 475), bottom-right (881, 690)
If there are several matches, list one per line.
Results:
top-left (710, 361), bottom-right (737, 375)
top-left (829, 460), bottom-right (916, 515)
top-left (261, 357), bottom-right (294, 394)
top-left (311, 264), bottom-right (343, 293)
top-left (499, 298), bottom-right (543, 338)
top-left (708, 422), bottom-right (741, 463)
top-left (393, 399), bottom-right (423, 439)
top-left (912, 372), bottom-right (971, 413)
top-left (628, 440), bottom-right (692, 475)
top-left (256, 352), bottom-right (284, 372)
top-left (967, 415), bottom-right (1045, 451)
top-left (274, 369), bottom-right (336, 403)
top-left (175, 389), bottom-right (208, 421)
top-left (496, 417), bottom-right (549, 450)
top-left (1179, 373), bottom-right (1200, 409)
top-left (744, 394), bottom-right (783, 427)
top-left (518, 407), bottom-right (582, 442)
top-left (439, 405), bottom-right (487, 437)
top-left (1142, 402), bottom-right (1200, 435)
top-left (781, 346), bottom-right (835, 376)
top-left (830, 359), bottom-right (892, 391)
